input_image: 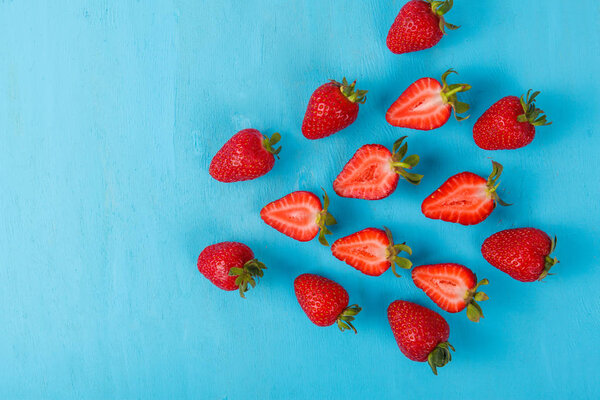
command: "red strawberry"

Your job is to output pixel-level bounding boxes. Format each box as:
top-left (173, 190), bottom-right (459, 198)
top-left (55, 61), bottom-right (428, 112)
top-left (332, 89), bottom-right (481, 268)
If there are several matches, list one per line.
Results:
top-left (386, 69), bottom-right (470, 130)
top-left (260, 189), bottom-right (336, 245)
top-left (333, 137), bottom-right (423, 200)
top-left (331, 227), bottom-right (412, 277)
top-left (294, 273), bottom-right (362, 333)
top-left (387, 300), bottom-right (454, 375)
top-left (302, 78), bottom-right (367, 140)
top-left (421, 161), bottom-right (509, 225)
top-left (197, 242), bottom-right (267, 298)
top-left (473, 90), bottom-right (551, 150)
top-left (481, 228), bottom-right (559, 282)
top-left (209, 129), bottom-right (282, 182)
top-left (412, 263), bottom-right (489, 322)
top-left (386, 0), bottom-right (459, 55)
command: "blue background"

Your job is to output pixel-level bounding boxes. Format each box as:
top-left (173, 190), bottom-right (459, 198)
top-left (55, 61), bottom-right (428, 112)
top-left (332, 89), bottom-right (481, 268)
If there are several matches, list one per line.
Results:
top-left (1, 1), bottom-right (599, 399)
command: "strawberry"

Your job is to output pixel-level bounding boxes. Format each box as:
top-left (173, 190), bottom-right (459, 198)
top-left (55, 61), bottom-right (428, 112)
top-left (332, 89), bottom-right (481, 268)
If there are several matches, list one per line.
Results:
top-left (473, 90), bottom-right (551, 150)
top-left (421, 161), bottom-right (509, 225)
top-left (260, 189), bottom-right (336, 245)
top-left (481, 228), bottom-right (559, 282)
top-left (197, 242), bottom-right (267, 298)
top-left (387, 300), bottom-right (454, 375)
top-left (333, 137), bottom-right (423, 200)
top-left (302, 78), bottom-right (367, 140)
top-left (209, 129), bottom-right (282, 182)
top-left (331, 227), bottom-right (412, 277)
top-left (386, 0), bottom-right (459, 55)
top-left (412, 263), bottom-right (489, 322)
top-left (386, 69), bottom-right (470, 130)
top-left (294, 273), bottom-right (362, 333)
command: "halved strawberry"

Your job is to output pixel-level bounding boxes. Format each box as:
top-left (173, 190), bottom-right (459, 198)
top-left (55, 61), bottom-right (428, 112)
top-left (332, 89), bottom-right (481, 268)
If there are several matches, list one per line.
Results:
top-left (260, 189), bottom-right (336, 245)
top-left (412, 263), bottom-right (489, 322)
top-left (386, 69), bottom-right (470, 130)
top-left (331, 227), bottom-right (412, 276)
top-left (421, 161), bottom-right (509, 225)
top-left (333, 137), bottom-right (423, 200)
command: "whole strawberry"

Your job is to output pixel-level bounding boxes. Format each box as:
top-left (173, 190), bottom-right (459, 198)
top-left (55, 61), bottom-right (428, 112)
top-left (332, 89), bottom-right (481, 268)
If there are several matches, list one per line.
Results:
top-left (302, 78), bottom-right (367, 140)
top-left (209, 129), bottom-right (281, 182)
top-left (388, 300), bottom-right (454, 375)
top-left (481, 228), bottom-right (559, 282)
top-left (386, 0), bottom-right (458, 55)
top-left (333, 136), bottom-right (423, 200)
top-left (197, 242), bottom-right (267, 298)
top-left (294, 273), bottom-right (362, 333)
top-left (412, 263), bottom-right (489, 322)
top-left (473, 90), bottom-right (551, 150)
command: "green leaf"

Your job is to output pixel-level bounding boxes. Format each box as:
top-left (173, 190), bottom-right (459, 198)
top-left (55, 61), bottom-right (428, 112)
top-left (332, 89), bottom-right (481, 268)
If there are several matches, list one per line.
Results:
top-left (466, 302), bottom-right (483, 322)
top-left (474, 292), bottom-right (489, 301)
top-left (392, 136), bottom-right (407, 154)
top-left (229, 267), bottom-right (244, 276)
top-left (325, 213), bottom-right (337, 226)
top-left (393, 243), bottom-right (412, 256)
top-left (270, 132), bottom-right (281, 145)
top-left (394, 257), bottom-right (413, 270)
top-left (403, 154), bottom-right (420, 168)
top-left (401, 171), bottom-right (424, 185)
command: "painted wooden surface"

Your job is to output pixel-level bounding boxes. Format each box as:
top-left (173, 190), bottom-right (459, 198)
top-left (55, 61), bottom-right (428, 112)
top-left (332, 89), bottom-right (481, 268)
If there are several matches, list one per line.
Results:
top-left (1, 1), bottom-right (599, 398)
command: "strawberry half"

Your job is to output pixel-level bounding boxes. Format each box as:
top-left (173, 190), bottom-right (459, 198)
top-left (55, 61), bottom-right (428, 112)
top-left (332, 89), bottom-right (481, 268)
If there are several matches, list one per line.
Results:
top-left (197, 242), bottom-right (267, 298)
top-left (333, 137), bottom-right (423, 200)
top-left (331, 227), bottom-right (412, 277)
top-left (302, 78), bottom-right (367, 140)
top-left (412, 263), bottom-right (489, 322)
top-left (388, 300), bottom-right (454, 375)
top-left (473, 90), bottom-right (551, 150)
top-left (294, 273), bottom-right (362, 333)
top-left (386, 69), bottom-right (470, 130)
top-left (421, 161), bottom-right (510, 225)
top-left (260, 189), bottom-right (336, 245)
top-left (209, 129), bottom-right (282, 182)
top-left (482, 228), bottom-right (559, 282)
top-left (386, 0), bottom-right (459, 54)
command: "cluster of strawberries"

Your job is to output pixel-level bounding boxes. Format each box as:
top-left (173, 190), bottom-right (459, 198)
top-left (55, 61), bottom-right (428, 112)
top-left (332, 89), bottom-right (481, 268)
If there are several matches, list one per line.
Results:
top-left (198, 0), bottom-right (558, 375)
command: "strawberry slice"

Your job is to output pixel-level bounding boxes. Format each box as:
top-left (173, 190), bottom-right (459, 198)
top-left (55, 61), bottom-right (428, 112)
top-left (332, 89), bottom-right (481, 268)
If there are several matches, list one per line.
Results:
top-left (421, 161), bottom-right (509, 225)
top-left (333, 137), bottom-right (423, 200)
top-left (260, 189), bottom-right (336, 245)
top-left (331, 227), bottom-right (412, 276)
top-left (412, 263), bottom-right (489, 322)
top-left (386, 69), bottom-right (470, 130)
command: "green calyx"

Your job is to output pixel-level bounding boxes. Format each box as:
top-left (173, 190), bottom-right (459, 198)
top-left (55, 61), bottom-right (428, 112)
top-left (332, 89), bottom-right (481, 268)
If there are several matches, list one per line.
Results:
top-left (439, 69), bottom-right (471, 121)
top-left (262, 132), bottom-right (282, 159)
top-left (228, 259), bottom-right (267, 298)
top-left (427, 341), bottom-right (455, 375)
top-left (383, 226), bottom-right (413, 277)
top-left (464, 278), bottom-right (490, 323)
top-left (517, 89), bottom-right (552, 127)
top-left (389, 136), bottom-right (424, 185)
top-left (316, 188), bottom-right (337, 246)
top-left (336, 304), bottom-right (362, 334)
top-left (485, 161), bottom-right (511, 207)
top-left (427, 0), bottom-right (459, 34)
top-left (333, 77), bottom-right (368, 104)
top-left (539, 236), bottom-right (559, 281)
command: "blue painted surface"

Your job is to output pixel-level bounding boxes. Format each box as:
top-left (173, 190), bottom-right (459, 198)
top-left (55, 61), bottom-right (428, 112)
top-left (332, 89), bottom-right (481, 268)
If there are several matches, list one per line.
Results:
top-left (1, 1), bottom-right (599, 399)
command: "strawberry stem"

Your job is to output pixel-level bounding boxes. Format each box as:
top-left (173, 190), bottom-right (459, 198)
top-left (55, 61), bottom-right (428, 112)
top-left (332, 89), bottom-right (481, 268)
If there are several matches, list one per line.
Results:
top-left (464, 278), bottom-right (489, 322)
top-left (427, 0), bottom-right (459, 34)
top-left (517, 89), bottom-right (552, 127)
top-left (390, 137), bottom-right (424, 185)
top-left (539, 236), bottom-right (559, 280)
top-left (316, 188), bottom-right (337, 246)
top-left (336, 304), bottom-right (362, 334)
top-left (383, 226), bottom-right (413, 277)
top-left (229, 258), bottom-right (267, 298)
top-left (439, 69), bottom-right (471, 121)
top-left (262, 132), bottom-right (282, 159)
top-left (427, 341), bottom-right (455, 375)
top-left (485, 161), bottom-right (511, 207)
top-left (332, 78), bottom-right (368, 104)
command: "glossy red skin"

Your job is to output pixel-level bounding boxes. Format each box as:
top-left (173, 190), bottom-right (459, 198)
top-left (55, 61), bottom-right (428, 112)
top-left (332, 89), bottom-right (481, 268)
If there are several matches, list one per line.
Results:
top-left (473, 96), bottom-right (536, 150)
top-left (386, 0), bottom-right (443, 54)
top-left (333, 144), bottom-right (398, 200)
top-left (197, 242), bottom-right (254, 291)
top-left (421, 172), bottom-right (494, 225)
top-left (294, 274), bottom-right (349, 327)
top-left (412, 263), bottom-right (477, 313)
top-left (482, 228), bottom-right (553, 282)
top-left (209, 129), bottom-right (275, 182)
top-left (302, 82), bottom-right (359, 139)
top-left (387, 300), bottom-right (450, 362)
